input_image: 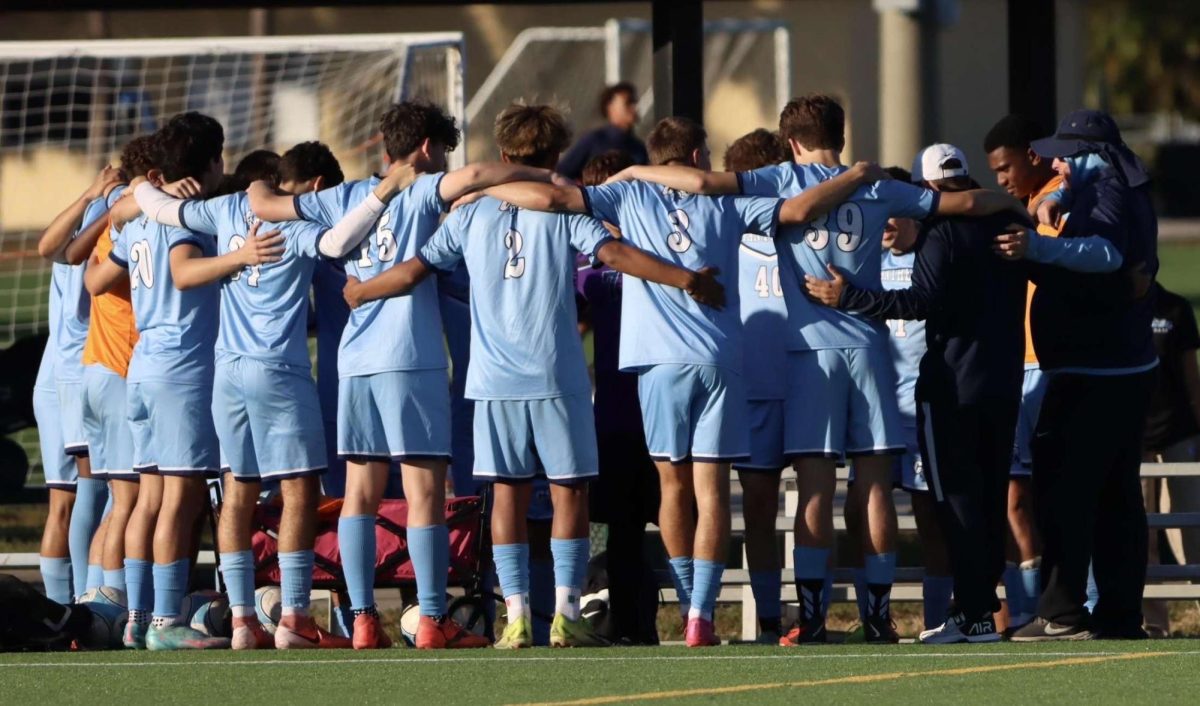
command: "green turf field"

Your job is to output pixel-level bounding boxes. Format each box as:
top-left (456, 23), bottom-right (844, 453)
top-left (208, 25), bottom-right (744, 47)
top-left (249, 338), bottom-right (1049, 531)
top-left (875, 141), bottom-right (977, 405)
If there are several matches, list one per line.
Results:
top-left (0, 642), bottom-right (1197, 705)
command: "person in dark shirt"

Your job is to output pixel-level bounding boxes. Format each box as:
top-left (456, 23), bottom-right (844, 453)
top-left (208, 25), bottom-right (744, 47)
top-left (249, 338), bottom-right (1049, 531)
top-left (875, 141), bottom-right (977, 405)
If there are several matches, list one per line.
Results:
top-left (805, 145), bottom-right (1030, 643)
top-left (996, 109), bottom-right (1159, 641)
top-left (556, 82), bottom-right (649, 180)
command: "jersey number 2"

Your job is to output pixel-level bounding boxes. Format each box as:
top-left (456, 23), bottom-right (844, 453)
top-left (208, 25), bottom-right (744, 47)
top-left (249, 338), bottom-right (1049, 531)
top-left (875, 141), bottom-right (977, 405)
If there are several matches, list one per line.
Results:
top-left (503, 228), bottom-right (526, 279)
top-left (129, 240), bottom-right (154, 290)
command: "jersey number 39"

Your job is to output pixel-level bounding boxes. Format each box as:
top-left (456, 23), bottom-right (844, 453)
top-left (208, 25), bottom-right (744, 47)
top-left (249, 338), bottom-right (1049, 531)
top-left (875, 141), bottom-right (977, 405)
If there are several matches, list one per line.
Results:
top-left (804, 203), bottom-right (865, 253)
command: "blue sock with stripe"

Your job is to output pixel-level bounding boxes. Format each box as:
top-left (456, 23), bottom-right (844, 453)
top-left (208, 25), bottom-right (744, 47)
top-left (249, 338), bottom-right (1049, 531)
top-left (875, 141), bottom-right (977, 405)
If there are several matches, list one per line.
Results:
top-left (69, 477), bottom-right (108, 599)
top-left (493, 543), bottom-right (531, 621)
top-left (338, 515), bottom-right (376, 610)
top-left (39, 557), bottom-right (73, 604)
top-left (124, 558), bottom-right (152, 613)
top-left (279, 550), bottom-right (314, 615)
top-left (219, 550), bottom-right (255, 612)
top-left (863, 552), bottom-right (896, 619)
top-left (103, 568), bottom-right (126, 595)
top-left (749, 570), bottom-right (782, 621)
top-left (667, 556), bottom-right (694, 618)
top-left (151, 559), bottom-right (189, 621)
top-left (550, 537), bottom-right (589, 620)
top-left (793, 547), bottom-right (830, 621)
top-left (688, 559), bottom-right (724, 622)
top-left (408, 524), bottom-right (449, 617)
top-left (922, 575), bottom-right (954, 630)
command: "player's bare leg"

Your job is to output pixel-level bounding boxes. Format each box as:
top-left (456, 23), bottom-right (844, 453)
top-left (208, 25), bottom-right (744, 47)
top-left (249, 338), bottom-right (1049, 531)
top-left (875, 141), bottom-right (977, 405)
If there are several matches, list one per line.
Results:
top-left (274, 475), bottom-right (349, 649)
top-left (912, 492), bottom-right (952, 630)
top-left (102, 478), bottom-right (138, 593)
top-left (1005, 477), bottom-right (1041, 630)
top-left (151, 476), bottom-right (207, 624)
top-left (684, 461), bottom-right (729, 647)
top-left (122, 472), bottom-right (161, 646)
top-left (340, 459), bottom-right (392, 649)
top-left (493, 480), bottom-right (535, 649)
top-left (783, 456), bottom-right (836, 645)
top-left (738, 469), bottom-right (782, 639)
top-left (655, 460), bottom-right (696, 621)
top-left (853, 455), bottom-right (899, 642)
top-left (40, 488), bottom-right (75, 602)
top-left (217, 473), bottom-right (270, 649)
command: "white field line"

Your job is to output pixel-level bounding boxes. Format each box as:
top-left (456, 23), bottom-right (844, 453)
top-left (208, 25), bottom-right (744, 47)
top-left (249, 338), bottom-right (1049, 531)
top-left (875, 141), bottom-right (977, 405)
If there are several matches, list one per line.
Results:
top-left (2, 651), bottom-right (1198, 668)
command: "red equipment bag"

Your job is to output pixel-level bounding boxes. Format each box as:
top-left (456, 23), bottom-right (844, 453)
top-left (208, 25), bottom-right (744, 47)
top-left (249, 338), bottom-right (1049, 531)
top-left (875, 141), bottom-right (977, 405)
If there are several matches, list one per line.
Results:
top-left (250, 496), bottom-right (483, 588)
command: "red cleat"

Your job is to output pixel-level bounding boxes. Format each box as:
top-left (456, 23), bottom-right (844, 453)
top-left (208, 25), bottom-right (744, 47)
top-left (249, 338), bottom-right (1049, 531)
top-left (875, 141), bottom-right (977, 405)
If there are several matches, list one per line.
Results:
top-left (685, 617), bottom-right (720, 647)
top-left (415, 615), bottom-right (491, 649)
top-left (352, 613), bottom-right (393, 650)
top-left (231, 616), bottom-right (274, 650)
top-left (275, 615), bottom-right (353, 650)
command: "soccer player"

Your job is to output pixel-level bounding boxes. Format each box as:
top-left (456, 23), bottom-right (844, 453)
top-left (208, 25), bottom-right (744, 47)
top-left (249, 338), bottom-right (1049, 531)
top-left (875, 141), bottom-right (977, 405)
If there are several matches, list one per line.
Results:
top-left (470, 115), bottom-right (876, 646)
top-left (983, 114), bottom-right (1064, 629)
top-left (341, 103), bottom-right (725, 649)
top-left (85, 112), bottom-right (229, 650)
top-left (247, 100), bottom-right (558, 649)
top-left (133, 141), bottom-right (357, 650)
top-left (612, 97), bottom-right (1025, 644)
top-left (37, 164), bottom-right (124, 602)
top-left (722, 129), bottom-right (790, 643)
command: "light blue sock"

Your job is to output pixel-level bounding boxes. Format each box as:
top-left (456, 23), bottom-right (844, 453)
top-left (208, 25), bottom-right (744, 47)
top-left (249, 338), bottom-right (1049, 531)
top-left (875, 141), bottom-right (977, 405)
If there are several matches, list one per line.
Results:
top-left (408, 524), bottom-right (449, 617)
top-left (151, 559), bottom-right (189, 620)
top-left (749, 570), bottom-right (782, 620)
top-left (1020, 563), bottom-right (1041, 618)
top-left (793, 547), bottom-right (830, 621)
top-left (922, 575), bottom-right (954, 630)
top-left (529, 557), bottom-right (554, 645)
top-left (125, 558), bottom-right (152, 613)
top-left (69, 477), bottom-right (108, 599)
top-left (1002, 563), bottom-right (1025, 616)
top-left (852, 567), bottom-right (868, 620)
top-left (863, 552), bottom-right (896, 618)
top-left (39, 557), bottom-right (73, 604)
top-left (103, 568), bottom-right (126, 595)
top-left (1085, 563), bottom-right (1098, 614)
top-left (219, 550), bottom-right (255, 610)
top-left (279, 550), bottom-right (314, 611)
top-left (689, 559), bottom-right (724, 621)
top-left (85, 563), bottom-right (103, 591)
top-left (667, 555), bottom-right (694, 613)
top-left (338, 515), bottom-right (376, 610)
top-left (550, 537), bottom-right (590, 622)
top-left (493, 543), bottom-right (530, 599)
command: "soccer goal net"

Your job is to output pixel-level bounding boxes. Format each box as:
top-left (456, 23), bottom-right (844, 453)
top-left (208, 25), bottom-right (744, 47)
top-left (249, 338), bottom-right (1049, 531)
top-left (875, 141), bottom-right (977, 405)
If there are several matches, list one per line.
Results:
top-left (0, 32), bottom-right (465, 349)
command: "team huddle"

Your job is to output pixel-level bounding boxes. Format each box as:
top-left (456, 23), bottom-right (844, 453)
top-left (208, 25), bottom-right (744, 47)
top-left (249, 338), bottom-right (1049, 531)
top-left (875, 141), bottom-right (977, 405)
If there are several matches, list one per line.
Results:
top-left (35, 90), bottom-right (1140, 651)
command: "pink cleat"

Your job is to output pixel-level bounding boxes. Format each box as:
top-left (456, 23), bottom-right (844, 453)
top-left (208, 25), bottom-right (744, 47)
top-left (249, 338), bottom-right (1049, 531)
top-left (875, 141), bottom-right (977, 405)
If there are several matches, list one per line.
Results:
top-left (231, 616), bottom-right (274, 650)
top-left (685, 617), bottom-right (720, 647)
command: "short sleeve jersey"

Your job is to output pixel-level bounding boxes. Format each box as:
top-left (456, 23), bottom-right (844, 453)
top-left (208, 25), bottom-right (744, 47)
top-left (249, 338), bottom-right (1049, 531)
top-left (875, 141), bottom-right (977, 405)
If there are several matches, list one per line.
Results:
top-left (582, 180), bottom-right (782, 374)
top-left (419, 196), bottom-right (612, 400)
top-left (54, 191), bottom-right (115, 382)
top-left (109, 217), bottom-right (219, 386)
top-left (176, 191), bottom-right (324, 369)
top-left (880, 249), bottom-right (926, 425)
top-left (738, 163), bottom-right (937, 351)
top-left (738, 232), bottom-right (788, 400)
top-left (295, 173), bottom-right (448, 378)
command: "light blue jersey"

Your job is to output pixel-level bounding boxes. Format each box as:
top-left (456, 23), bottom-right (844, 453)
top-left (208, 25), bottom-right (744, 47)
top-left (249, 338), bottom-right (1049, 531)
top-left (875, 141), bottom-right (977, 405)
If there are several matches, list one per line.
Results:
top-left (582, 181), bottom-right (782, 373)
top-left (54, 192), bottom-right (115, 383)
top-left (110, 218), bottom-right (219, 385)
top-left (295, 173), bottom-right (448, 378)
top-left (880, 249), bottom-right (925, 424)
top-left (738, 163), bottom-right (937, 351)
top-left (35, 270), bottom-right (63, 392)
top-left (419, 196), bottom-right (612, 400)
top-left (738, 233), bottom-right (787, 400)
top-left (173, 191), bottom-right (325, 368)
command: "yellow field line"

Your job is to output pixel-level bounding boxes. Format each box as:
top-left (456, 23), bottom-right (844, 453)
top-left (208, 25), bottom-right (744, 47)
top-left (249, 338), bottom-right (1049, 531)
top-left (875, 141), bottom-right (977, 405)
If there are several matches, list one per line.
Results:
top-left (509, 651), bottom-right (1168, 706)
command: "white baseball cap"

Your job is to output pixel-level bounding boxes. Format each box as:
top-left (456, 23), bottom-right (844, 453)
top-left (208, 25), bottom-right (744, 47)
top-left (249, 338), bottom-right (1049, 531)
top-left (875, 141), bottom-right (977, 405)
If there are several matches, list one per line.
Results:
top-left (911, 143), bottom-right (969, 183)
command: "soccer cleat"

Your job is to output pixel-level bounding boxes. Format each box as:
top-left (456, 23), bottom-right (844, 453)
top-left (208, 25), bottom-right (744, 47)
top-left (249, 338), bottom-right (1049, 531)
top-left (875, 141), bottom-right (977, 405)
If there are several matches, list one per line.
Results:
top-left (275, 615), bottom-right (354, 650)
top-left (351, 613), bottom-right (393, 650)
top-left (1010, 616), bottom-right (1094, 642)
top-left (549, 614), bottom-right (610, 648)
top-left (416, 615), bottom-right (491, 649)
top-left (494, 616), bottom-right (534, 650)
top-left (684, 617), bottom-right (720, 647)
top-left (919, 611), bottom-right (1000, 644)
top-left (863, 615), bottom-right (900, 644)
top-left (231, 617), bottom-right (274, 650)
top-left (146, 624), bottom-right (230, 650)
top-left (779, 618), bottom-right (827, 646)
top-left (123, 620), bottom-right (148, 650)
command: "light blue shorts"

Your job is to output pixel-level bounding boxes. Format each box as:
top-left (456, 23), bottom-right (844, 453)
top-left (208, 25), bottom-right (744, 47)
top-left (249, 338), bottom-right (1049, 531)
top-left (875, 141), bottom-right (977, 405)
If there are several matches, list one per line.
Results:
top-left (528, 478), bottom-right (554, 522)
top-left (81, 365), bottom-right (135, 480)
top-left (34, 386), bottom-right (76, 489)
top-left (57, 379), bottom-right (89, 457)
top-left (1011, 367), bottom-right (1046, 477)
top-left (214, 358), bottom-right (327, 482)
top-left (337, 369), bottom-right (451, 462)
top-left (473, 393), bottom-right (598, 483)
top-left (638, 364), bottom-right (749, 463)
top-left (734, 399), bottom-right (786, 472)
top-left (846, 426), bottom-right (926, 491)
top-left (127, 380), bottom-right (219, 476)
top-left (784, 347), bottom-right (905, 461)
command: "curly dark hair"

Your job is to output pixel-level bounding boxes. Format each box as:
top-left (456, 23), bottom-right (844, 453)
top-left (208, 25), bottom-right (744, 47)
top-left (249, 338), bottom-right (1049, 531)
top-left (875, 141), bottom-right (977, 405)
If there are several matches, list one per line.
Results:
top-left (581, 149), bottom-right (635, 187)
top-left (983, 114), bottom-right (1048, 154)
top-left (724, 129), bottom-right (789, 172)
top-left (118, 134), bottom-right (160, 181)
top-left (379, 101), bottom-right (460, 161)
top-left (279, 141), bottom-right (344, 188)
top-left (779, 94), bottom-right (845, 152)
top-left (156, 111), bottom-right (224, 182)
top-left (884, 166), bottom-right (912, 183)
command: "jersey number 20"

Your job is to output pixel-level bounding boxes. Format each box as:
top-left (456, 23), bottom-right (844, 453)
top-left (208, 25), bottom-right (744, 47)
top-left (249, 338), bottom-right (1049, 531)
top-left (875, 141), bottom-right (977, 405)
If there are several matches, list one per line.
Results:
top-left (129, 240), bottom-right (154, 290)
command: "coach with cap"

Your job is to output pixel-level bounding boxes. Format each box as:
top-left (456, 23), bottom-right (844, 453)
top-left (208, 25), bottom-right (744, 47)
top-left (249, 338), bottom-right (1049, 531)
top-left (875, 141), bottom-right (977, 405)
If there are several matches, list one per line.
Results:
top-left (995, 109), bottom-right (1159, 641)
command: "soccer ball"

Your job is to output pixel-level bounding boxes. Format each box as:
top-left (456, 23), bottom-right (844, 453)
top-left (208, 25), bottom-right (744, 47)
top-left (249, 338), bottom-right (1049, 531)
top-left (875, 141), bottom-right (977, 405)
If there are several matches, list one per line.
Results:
top-left (184, 590), bottom-right (231, 637)
top-left (254, 586), bottom-right (282, 634)
top-left (399, 604), bottom-right (420, 646)
top-left (80, 600), bottom-right (126, 650)
top-left (79, 586), bottom-right (128, 610)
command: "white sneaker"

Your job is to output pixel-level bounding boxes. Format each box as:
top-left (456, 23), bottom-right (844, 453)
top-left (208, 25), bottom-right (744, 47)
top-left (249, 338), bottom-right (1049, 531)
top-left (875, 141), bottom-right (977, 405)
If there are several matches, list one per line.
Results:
top-left (919, 611), bottom-right (1000, 644)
